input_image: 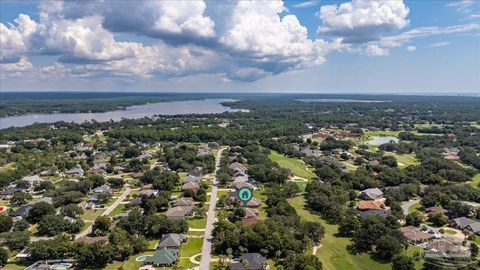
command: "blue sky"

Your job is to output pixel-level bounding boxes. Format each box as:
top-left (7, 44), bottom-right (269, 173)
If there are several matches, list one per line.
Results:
top-left (0, 0), bottom-right (479, 93)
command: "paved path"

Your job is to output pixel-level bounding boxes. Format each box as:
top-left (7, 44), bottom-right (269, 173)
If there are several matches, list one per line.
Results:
top-left (199, 147), bottom-right (225, 270)
top-left (400, 199), bottom-right (420, 216)
top-left (75, 187), bottom-right (131, 239)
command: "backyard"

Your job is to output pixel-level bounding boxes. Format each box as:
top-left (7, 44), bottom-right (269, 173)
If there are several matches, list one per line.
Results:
top-left (287, 196), bottom-right (390, 270)
top-left (268, 150), bottom-right (316, 180)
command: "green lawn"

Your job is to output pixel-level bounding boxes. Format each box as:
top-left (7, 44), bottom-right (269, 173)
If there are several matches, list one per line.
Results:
top-left (364, 130), bottom-right (401, 137)
top-left (81, 208), bottom-right (105, 221)
top-left (3, 264), bottom-right (27, 270)
top-left (473, 236), bottom-right (480, 245)
top-left (187, 230), bottom-right (205, 236)
top-left (408, 203), bottom-right (422, 213)
top-left (103, 251), bottom-right (150, 270)
top-left (384, 152), bottom-right (419, 167)
top-left (287, 196), bottom-right (390, 270)
top-left (469, 173), bottom-right (480, 189)
top-left (268, 150), bottom-right (316, 180)
top-left (180, 237), bottom-right (203, 257)
top-left (187, 217), bottom-right (207, 229)
top-left (444, 229), bottom-right (457, 235)
top-left (292, 180), bottom-right (308, 192)
top-left (108, 204), bottom-right (126, 217)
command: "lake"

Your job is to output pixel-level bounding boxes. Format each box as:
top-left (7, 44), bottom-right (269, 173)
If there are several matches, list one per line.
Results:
top-left (367, 136), bottom-right (399, 145)
top-left (0, 99), bottom-right (245, 129)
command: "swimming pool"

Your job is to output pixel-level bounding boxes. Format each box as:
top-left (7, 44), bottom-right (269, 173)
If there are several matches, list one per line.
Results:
top-left (136, 255), bottom-right (149, 262)
top-left (52, 263), bottom-right (72, 269)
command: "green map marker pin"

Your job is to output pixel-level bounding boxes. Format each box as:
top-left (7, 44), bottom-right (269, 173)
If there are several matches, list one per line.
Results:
top-left (237, 187), bottom-right (253, 205)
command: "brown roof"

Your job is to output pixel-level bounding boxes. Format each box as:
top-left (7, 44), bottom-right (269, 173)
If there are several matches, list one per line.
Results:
top-left (358, 200), bottom-right (384, 210)
top-left (182, 182), bottom-right (200, 192)
top-left (172, 197), bottom-right (194, 207)
top-left (242, 216), bottom-right (259, 226)
top-left (244, 198), bottom-right (262, 208)
top-left (244, 208), bottom-right (259, 218)
top-left (400, 226), bottom-right (434, 242)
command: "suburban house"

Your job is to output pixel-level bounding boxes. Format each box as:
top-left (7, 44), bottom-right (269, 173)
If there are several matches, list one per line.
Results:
top-left (425, 238), bottom-right (470, 257)
top-left (242, 208), bottom-right (260, 226)
top-left (188, 167), bottom-right (203, 178)
top-left (359, 188), bottom-right (383, 200)
top-left (90, 168), bottom-right (106, 175)
top-left (87, 194), bottom-right (100, 203)
top-left (144, 249), bottom-right (179, 267)
top-left (93, 184), bottom-right (112, 194)
top-left (21, 175), bottom-right (44, 185)
top-left (156, 233), bottom-right (187, 249)
top-left (128, 197), bottom-right (143, 207)
top-left (197, 145), bottom-right (211, 156)
top-left (184, 174), bottom-right (201, 183)
top-left (165, 205), bottom-right (194, 220)
top-left (452, 217), bottom-right (480, 235)
top-left (229, 253), bottom-right (267, 270)
top-left (359, 209), bottom-right (391, 220)
top-left (171, 197), bottom-right (193, 207)
top-left (230, 179), bottom-right (254, 191)
top-left (442, 147), bottom-right (460, 161)
top-left (65, 165), bottom-right (84, 177)
top-left (9, 204), bottom-right (32, 219)
top-left (229, 162), bottom-right (247, 174)
top-left (300, 148), bottom-right (322, 158)
top-left (139, 189), bottom-right (159, 196)
top-left (181, 182), bottom-right (200, 193)
top-left (400, 226), bottom-right (435, 243)
top-left (229, 191), bottom-right (262, 208)
top-left (1, 187), bottom-right (26, 199)
top-left (40, 170), bottom-right (58, 177)
top-left (357, 200), bottom-right (385, 211)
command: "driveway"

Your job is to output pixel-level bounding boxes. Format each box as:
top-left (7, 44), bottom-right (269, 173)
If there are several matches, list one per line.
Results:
top-left (400, 199), bottom-right (420, 216)
top-left (75, 187), bottom-right (131, 239)
top-left (199, 147), bottom-right (225, 270)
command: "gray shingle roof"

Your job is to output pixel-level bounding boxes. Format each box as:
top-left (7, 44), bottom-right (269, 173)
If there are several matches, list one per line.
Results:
top-left (157, 233), bottom-right (186, 249)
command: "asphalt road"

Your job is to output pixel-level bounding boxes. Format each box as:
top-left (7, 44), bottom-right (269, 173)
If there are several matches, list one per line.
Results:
top-left (75, 186), bottom-right (131, 239)
top-left (400, 199), bottom-right (420, 216)
top-left (199, 147), bottom-right (225, 270)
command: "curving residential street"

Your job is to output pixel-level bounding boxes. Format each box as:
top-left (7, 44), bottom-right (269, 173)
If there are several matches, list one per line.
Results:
top-left (199, 147), bottom-right (225, 270)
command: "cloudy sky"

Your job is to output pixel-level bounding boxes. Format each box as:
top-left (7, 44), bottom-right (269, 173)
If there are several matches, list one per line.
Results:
top-left (1, 0), bottom-right (479, 93)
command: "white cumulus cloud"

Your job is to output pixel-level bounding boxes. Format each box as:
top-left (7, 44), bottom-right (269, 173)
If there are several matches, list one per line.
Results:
top-left (317, 0), bottom-right (410, 43)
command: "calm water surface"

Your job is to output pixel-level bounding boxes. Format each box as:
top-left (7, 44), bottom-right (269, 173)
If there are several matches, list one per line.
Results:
top-left (367, 136), bottom-right (399, 145)
top-left (0, 99), bottom-right (245, 129)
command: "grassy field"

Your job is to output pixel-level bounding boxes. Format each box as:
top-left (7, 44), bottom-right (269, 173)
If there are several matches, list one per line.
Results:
top-left (108, 204), bottom-right (126, 217)
top-left (268, 150), bottom-right (316, 180)
top-left (408, 203), bottom-right (422, 213)
top-left (469, 173), bottom-right (480, 189)
top-left (384, 152), bottom-right (419, 167)
top-left (287, 196), bottom-right (390, 270)
top-left (364, 130), bottom-right (401, 137)
top-left (180, 237), bottom-right (203, 257)
top-left (81, 208), bottom-right (105, 221)
top-left (444, 229), bottom-right (457, 235)
top-left (187, 216), bottom-right (207, 229)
